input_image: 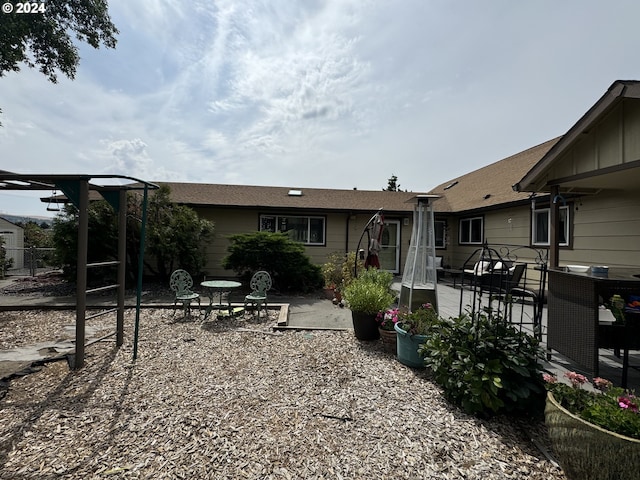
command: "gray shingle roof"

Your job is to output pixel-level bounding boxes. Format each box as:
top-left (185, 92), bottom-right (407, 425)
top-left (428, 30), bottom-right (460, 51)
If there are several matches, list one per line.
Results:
top-left (427, 138), bottom-right (560, 214)
top-left (158, 182), bottom-right (427, 213)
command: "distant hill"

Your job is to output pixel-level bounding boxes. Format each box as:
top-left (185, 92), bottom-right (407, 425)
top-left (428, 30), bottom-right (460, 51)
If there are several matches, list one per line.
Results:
top-left (0, 215), bottom-right (54, 226)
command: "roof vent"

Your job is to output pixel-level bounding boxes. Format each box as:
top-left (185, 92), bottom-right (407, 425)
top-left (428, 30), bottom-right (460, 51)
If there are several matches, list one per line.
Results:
top-left (443, 181), bottom-right (459, 190)
top-left (483, 194), bottom-right (491, 200)
top-left (288, 189), bottom-right (303, 196)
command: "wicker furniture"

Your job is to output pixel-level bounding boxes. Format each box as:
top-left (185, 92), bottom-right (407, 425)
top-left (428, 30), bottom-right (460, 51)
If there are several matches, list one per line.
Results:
top-left (547, 268), bottom-right (640, 381)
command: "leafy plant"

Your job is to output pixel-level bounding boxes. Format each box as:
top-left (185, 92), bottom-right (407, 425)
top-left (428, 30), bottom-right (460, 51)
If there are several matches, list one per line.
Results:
top-left (545, 372), bottom-right (640, 439)
top-left (0, 236), bottom-right (13, 274)
top-left (377, 307), bottom-right (399, 331)
top-left (222, 231), bottom-right (323, 293)
top-left (420, 311), bottom-right (547, 417)
top-left (342, 269), bottom-right (394, 315)
top-left (396, 303), bottom-right (440, 336)
top-left (321, 251), bottom-right (367, 292)
top-left (321, 252), bottom-right (344, 289)
top-left (340, 251), bottom-right (365, 290)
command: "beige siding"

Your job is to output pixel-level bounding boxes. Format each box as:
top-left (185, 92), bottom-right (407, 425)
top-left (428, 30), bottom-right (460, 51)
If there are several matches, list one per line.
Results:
top-left (551, 101), bottom-right (640, 179)
top-left (560, 189), bottom-right (640, 268)
top-left (193, 207), bottom-right (415, 278)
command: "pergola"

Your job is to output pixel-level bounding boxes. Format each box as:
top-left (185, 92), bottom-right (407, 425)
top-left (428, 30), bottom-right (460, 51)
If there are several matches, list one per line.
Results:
top-left (0, 171), bottom-right (159, 369)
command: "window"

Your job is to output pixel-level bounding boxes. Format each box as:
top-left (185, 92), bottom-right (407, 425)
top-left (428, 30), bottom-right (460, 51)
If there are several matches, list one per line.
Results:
top-left (260, 214), bottom-right (325, 245)
top-left (532, 205), bottom-right (569, 246)
top-left (459, 217), bottom-right (483, 244)
top-left (434, 220), bottom-right (446, 249)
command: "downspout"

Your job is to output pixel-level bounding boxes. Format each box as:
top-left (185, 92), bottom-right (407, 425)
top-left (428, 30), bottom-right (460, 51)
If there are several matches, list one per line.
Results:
top-left (345, 212), bottom-right (351, 253)
top-left (549, 185), bottom-right (560, 269)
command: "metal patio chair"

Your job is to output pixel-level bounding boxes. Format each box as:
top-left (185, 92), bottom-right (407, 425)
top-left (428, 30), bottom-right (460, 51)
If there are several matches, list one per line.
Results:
top-left (169, 269), bottom-right (201, 318)
top-left (244, 271), bottom-right (272, 317)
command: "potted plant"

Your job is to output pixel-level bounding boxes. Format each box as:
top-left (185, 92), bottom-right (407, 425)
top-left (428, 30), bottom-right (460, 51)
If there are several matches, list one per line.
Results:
top-left (394, 303), bottom-right (440, 368)
top-left (321, 252), bottom-right (344, 300)
top-left (377, 307), bottom-right (399, 354)
top-left (342, 268), bottom-right (394, 341)
top-left (544, 371), bottom-right (640, 480)
top-left (321, 251), bottom-right (364, 303)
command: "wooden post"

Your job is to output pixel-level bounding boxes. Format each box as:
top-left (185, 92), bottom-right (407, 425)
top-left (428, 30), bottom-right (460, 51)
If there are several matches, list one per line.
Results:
top-left (117, 189), bottom-right (127, 346)
top-left (74, 179), bottom-right (89, 369)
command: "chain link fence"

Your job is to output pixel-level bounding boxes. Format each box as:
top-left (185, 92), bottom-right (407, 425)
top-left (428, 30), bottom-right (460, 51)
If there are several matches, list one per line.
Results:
top-left (2, 247), bottom-right (59, 277)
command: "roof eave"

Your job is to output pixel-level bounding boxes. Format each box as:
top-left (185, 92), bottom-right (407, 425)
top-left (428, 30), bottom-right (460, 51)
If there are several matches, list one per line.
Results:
top-left (514, 80), bottom-right (640, 193)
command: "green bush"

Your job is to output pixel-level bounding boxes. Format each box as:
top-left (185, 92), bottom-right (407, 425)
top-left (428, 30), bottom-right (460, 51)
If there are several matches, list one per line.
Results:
top-left (222, 231), bottom-right (323, 293)
top-left (420, 311), bottom-right (546, 417)
top-left (342, 268), bottom-right (395, 314)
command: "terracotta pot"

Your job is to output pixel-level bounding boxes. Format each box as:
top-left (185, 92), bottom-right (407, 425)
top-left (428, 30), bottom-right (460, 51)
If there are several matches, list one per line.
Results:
top-left (378, 327), bottom-right (397, 354)
top-left (545, 392), bottom-right (640, 480)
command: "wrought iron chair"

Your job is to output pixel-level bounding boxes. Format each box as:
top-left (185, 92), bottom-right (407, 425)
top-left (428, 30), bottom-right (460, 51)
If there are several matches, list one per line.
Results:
top-left (244, 271), bottom-right (272, 317)
top-left (169, 269), bottom-right (201, 318)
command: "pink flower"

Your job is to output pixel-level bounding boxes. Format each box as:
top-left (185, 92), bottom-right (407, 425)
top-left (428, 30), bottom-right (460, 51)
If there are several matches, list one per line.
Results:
top-left (593, 377), bottom-right (613, 392)
top-left (543, 373), bottom-right (557, 384)
top-left (564, 371), bottom-right (588, 388)
top-left (618, 395), bottom-right (639, 413)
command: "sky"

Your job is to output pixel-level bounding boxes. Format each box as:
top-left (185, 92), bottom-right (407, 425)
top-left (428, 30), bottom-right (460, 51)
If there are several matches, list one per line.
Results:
top-left (3, 0), bottom-right (640, 217)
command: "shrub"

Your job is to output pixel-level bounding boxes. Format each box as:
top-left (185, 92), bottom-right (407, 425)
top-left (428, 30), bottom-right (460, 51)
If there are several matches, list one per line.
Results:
top-left (342, 268), bottom-right (395, 315)
top-left (420, 311), bottom-right (547, 417)
top-left (222, 231), bottom-right (323, 293)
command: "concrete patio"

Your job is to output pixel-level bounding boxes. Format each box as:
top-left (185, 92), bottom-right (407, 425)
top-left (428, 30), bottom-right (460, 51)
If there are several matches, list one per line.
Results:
top-left (1, 275), bottom-right (639, 391)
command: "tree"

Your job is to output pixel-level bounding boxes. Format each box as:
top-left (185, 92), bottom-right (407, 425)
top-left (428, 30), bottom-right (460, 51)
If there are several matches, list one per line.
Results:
top-left (50, 185), bottom-right (215, 285)
top-left (0, 0), bottom-right (118, 82)
top-left (0, 0), bottom-right (118, 121)
top-left (22, 221), bottom-right (53, 248)
top-left (145, 185), bottom-right (215, 282)
top-left (384, 174), bottom-right (402, 191)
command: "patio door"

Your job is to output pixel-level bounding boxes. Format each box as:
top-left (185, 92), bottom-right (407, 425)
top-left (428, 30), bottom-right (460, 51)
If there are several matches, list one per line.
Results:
top-left (378, 220), bottom-right (400, 273)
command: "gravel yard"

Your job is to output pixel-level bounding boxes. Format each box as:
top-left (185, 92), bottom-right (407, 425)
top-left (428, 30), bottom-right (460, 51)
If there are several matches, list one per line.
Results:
top-left (0, 307), bottom-right (566, 479)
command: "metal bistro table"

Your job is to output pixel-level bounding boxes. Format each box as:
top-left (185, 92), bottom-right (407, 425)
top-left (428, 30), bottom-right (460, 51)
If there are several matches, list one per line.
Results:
top-left (547, 267), bottom-right (640, 378)
top-left (200, 280), bottom-right (242, 319)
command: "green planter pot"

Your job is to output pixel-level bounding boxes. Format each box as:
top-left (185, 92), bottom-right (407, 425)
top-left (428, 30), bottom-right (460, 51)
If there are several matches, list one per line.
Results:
top-left (351, 311), bottom-right (380, 341)
top-left (394, 323), bottom-right (427, 368)
top-left (545, 392), bottom-right (640, 480)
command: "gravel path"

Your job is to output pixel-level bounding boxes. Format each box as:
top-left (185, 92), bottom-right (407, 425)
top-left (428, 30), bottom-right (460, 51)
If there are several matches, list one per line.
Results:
top-left (0, 308), bottom-right (566, 479)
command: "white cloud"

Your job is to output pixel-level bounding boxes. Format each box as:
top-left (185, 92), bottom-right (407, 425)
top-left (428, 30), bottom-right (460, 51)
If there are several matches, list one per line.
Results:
top-left (3, 0), bottom-right (640, 217)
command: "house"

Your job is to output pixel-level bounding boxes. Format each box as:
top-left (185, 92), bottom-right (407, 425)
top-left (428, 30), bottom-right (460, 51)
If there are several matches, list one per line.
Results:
top-left (427, 80), bottom-right (640, 273)
top-left (160, 183), bottom-right (428, 278)
top-left (426, 137), bottom-right (560, 269)
top-left (514, 80), bottom-right (640, 270)
top-left (0, 217), bottom-right (24, 271)
top-left (159, 80), bottom-right (640, 280)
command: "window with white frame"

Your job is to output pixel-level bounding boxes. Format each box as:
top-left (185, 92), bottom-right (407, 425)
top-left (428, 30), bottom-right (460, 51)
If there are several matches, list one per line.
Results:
top-left (532, 205), bottom-right (569, 246)
top-left (459, 217), bottom-right (483, 244)
top-left (260, 214), bottom-right (325, 245)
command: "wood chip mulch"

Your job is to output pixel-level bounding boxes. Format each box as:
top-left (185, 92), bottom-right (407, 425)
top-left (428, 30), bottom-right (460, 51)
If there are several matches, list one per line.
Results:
top-left (0, 308), bottom-right (566, 479)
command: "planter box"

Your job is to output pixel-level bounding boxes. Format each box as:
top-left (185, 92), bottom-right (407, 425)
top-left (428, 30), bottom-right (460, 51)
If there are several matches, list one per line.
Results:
top-left (545, 392), bottom-right (640, 480)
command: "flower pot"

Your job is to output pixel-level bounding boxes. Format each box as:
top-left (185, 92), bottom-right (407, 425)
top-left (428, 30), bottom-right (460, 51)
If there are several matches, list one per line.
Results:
top-left (545, 392), bottom-right (640, 480)
top-left (378, 327), bottom-right (397, 354)
top-left (394, 323), bottom-right (427, 368)
top-left (351, 311), bottom-right (380, 341)
top-left (323, 287), bottom-right (335, 300)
